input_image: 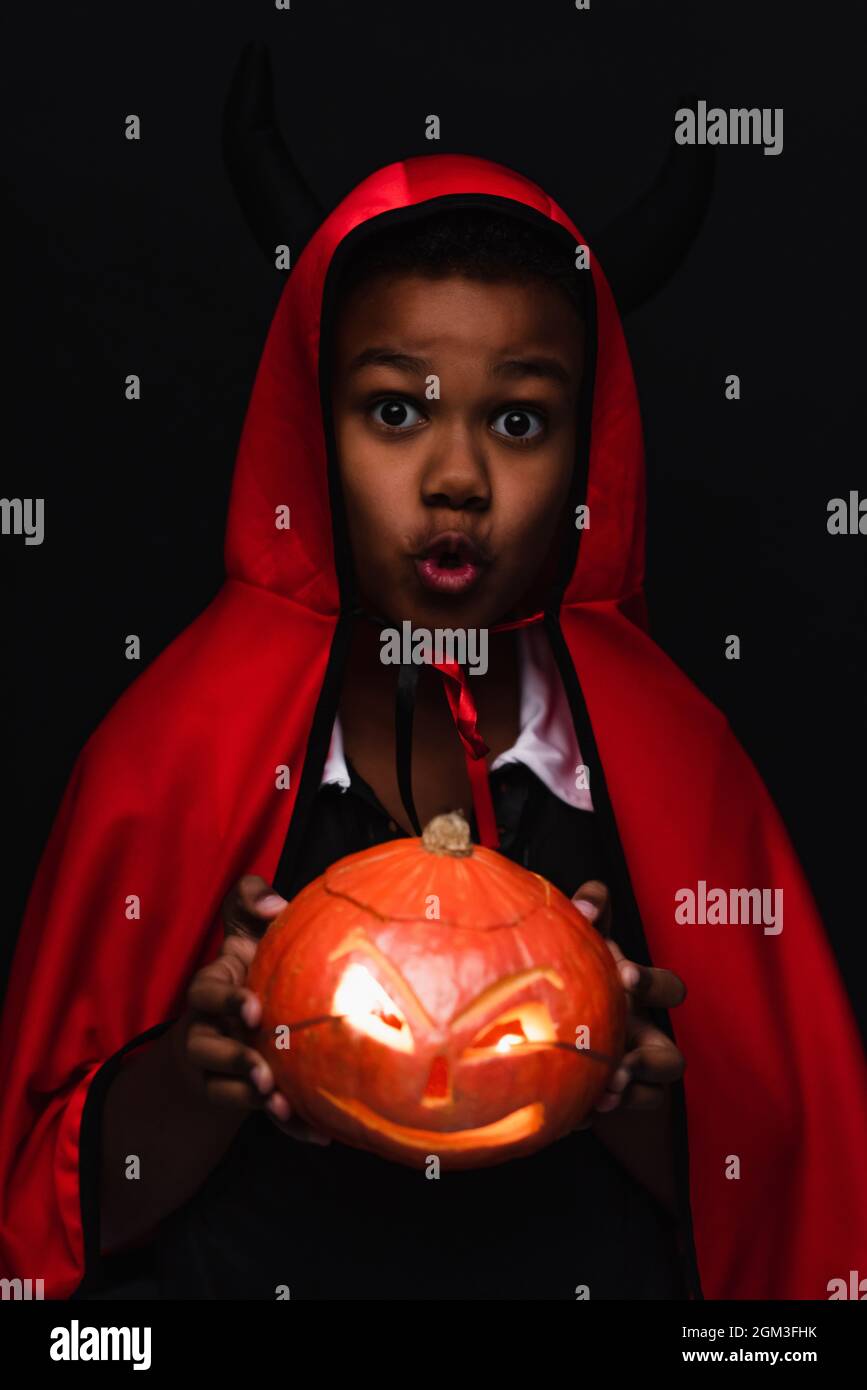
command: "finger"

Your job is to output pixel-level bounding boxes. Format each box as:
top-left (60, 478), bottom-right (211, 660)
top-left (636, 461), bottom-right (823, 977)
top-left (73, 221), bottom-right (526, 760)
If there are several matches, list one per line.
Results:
top-left (204, 1075), bottom-right (276, 1112)
top-left (595, 1082), bottom-right (668, 1114)
top-left (220, 932), bottom-right (259, 971)
top-left (221, 874), bottom-right (289, 941)
top-left (266, 1105), bottom-right (332, 1146)
top-left (186, 962), bottom-right (258, 1023)
top-left (571, 881), bottom-right (611, 938)
top-left (593, 1024), bottom-right (685, 1116)
top-left (193, 1036), bottom-right (277, 1108)
top-left (604, 938), bottom-right (642, 990)
top-left (185, 1024), bottom-right (274, 1090)
top-left (622, 1030), bottom-right (686, 1086)
top-left (629, 964), bottom-right (687, 1009)
top-left (583, 1058), bottom-right (630, 1117)
top-left (213, 937), bottom-right (265, 1028)
top-left (603, 944), bottom-right (686, 1008)
top-left (234, 874), bottom-right (289, 924)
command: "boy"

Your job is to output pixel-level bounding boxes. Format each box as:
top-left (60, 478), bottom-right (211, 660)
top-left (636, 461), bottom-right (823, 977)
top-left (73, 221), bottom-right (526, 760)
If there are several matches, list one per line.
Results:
top-left (1, 153), bottom-right (865, 1301)
top-left (99, 205), bottom-right (689, 1301)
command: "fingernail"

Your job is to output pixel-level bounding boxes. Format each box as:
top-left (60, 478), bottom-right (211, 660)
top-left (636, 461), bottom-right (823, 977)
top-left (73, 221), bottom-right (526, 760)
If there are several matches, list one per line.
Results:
top-left (256, 894), bottom-right (286, 914)
top-left (250, 1064), bottom-right (271, 1094)
top-left (620, 963), bottom-right (640, 987)
top-left (596, 1092), bottom-right (621, 1112)
top-left (572, 898), bottom-right (599, 922)
top-left (241, 996), bottom-right (259, 1027)
top-left (611, 1066), bottom-right (632, 1092)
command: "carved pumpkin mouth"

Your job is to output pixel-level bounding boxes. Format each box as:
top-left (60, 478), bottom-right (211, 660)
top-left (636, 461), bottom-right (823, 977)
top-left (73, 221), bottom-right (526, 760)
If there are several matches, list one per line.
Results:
top-left (317, 1089), bottom-right (544, 1151)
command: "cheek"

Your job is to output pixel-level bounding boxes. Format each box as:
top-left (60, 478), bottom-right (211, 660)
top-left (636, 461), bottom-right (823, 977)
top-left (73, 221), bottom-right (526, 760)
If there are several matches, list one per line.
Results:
top-left (494, 457), bottom-right (573, 558)
top-left (336, 422), bottom-right (406, 551)
top-left (338, 468), bottom-right (420, 614)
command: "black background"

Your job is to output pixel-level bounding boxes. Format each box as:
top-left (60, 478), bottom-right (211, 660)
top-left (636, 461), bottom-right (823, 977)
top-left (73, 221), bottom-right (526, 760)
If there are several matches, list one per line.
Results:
top-left (4, 1), bottom-right (865, 1030)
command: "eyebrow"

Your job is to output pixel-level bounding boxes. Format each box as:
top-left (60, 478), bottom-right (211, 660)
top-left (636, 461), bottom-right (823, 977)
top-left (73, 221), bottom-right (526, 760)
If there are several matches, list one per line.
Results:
top-left (348, 347), bottom-right (573, 388)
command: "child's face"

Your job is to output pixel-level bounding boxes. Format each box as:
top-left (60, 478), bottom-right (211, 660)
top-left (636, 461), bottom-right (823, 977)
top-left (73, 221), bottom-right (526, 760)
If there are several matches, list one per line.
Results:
top-left (331, 271), bottom-right (584, 629)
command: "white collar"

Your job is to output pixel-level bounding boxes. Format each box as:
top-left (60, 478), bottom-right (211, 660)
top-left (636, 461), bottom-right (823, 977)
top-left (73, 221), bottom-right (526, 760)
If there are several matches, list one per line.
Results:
top-left (321, 626), bottom-right (593, 812)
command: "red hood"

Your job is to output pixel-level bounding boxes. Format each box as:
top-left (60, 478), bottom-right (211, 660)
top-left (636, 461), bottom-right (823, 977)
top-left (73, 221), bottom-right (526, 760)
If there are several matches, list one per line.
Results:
top-left (1, 153), bottom-right (866, 1305)
top-left (224, 152), bottom-right (644, 616)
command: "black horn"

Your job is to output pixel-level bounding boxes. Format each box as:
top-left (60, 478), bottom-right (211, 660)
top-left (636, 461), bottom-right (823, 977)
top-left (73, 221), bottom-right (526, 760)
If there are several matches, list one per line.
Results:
top-left (593, 95), bottom-right (715, 313)
top-left (222, 41), bottom-right (326, 268)
top-left (223, 48), bottom-right (713, 311)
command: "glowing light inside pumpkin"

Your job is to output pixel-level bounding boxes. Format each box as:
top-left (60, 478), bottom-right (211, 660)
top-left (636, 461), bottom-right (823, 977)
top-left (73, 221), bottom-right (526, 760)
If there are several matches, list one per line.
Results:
top-left (478, 1021), bottom-right (527, 1051)
top-left (332, 964), bottom-right (414, 1052)
top-left (424, 1054), bottom-right (450, 1099)
top-left (468, 1002), bottom-right (556, 1053)
top-left (319, 1089), bottom-right (545, 1150)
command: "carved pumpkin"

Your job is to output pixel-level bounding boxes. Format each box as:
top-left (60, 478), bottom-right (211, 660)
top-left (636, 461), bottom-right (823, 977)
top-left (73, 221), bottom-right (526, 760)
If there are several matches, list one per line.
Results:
top-left (248, 812), bottom-right (626, 1169)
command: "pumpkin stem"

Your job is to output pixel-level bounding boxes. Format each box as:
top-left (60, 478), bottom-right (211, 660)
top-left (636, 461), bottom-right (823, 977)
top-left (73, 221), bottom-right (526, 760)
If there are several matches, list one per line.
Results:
top-left (421, 811), bottom-right (474, 857)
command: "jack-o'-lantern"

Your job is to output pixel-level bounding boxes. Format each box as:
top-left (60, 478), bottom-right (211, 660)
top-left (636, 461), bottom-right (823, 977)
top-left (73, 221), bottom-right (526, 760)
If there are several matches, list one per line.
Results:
top-left (248, 812), bottom-right (626, 1169)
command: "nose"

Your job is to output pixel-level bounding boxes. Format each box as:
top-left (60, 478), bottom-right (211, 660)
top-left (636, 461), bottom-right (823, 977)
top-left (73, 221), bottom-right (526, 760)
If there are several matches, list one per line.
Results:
top-left (421, 1054), bottom-right (452, 1106)
top-left (421, 427), bottom-right (491, 513)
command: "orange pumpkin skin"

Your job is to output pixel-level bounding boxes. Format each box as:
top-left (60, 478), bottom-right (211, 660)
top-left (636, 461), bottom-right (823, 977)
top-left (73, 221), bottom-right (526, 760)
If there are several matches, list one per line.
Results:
top-left (248, 818), bottom-right (626, 1170)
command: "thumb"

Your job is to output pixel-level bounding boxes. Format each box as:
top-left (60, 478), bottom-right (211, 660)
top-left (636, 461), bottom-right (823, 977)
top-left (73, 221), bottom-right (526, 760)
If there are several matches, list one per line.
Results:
top-left (571, 880), bottom-right (611, 937)
top-left (222, 874), bottom-right (289, 941)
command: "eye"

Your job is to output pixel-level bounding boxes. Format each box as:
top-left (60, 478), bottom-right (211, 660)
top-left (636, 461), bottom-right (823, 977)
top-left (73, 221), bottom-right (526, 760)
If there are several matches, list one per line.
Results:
top-left (491, 407), bottom-right (545, 442)
top-left (467, 1002), bottom-right (557, 1054)
top-left (332, 963), bottom-right (414, 1051)
top-left (370, 397), bottom-right (425, 431)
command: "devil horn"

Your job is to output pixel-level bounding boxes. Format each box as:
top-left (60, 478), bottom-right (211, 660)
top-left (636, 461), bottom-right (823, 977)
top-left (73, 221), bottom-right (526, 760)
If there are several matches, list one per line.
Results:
top-left (224, 51), bottom-right (713, 311)
top-left (222, 41), bottom-right (326, 268)
top-left (593, 95), bottom-right (715, 313)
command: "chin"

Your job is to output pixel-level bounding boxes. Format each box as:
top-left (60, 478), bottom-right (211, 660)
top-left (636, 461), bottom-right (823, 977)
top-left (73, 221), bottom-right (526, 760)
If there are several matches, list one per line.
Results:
top-left (390, 590), bottom-right (502, 633)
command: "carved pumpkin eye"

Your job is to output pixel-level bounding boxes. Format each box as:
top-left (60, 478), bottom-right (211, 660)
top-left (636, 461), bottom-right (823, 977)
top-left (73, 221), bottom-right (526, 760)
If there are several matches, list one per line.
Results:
top-left (473, 1018), bottom-right (528, 1051)
top-left (332, 963), bottom-right (414, 1052)
top-left (467, 1001), bottom-right (557, 1054)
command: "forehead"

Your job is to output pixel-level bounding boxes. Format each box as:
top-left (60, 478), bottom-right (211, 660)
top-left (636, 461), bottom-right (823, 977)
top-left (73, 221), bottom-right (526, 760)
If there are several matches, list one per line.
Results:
top-left (333, 271), bottom-right (583, 365)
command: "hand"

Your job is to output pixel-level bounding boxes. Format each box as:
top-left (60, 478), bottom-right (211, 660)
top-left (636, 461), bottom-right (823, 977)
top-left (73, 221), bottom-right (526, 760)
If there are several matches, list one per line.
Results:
top-left (176, 874), bottom-right (331, 1146)
top-left (569, 880), bottom-right (686, 1124)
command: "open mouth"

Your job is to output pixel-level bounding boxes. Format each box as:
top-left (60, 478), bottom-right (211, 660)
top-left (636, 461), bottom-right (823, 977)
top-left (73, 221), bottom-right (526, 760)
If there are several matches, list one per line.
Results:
top-left (318, 1088), bottom-right (543, 1151)
top-left (413, 530), bottom-right (488, 595)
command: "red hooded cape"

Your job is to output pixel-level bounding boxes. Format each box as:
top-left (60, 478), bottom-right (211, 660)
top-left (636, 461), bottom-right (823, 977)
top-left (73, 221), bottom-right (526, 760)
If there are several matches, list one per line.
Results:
top-left (2, 154), bottom-right (865, 1301)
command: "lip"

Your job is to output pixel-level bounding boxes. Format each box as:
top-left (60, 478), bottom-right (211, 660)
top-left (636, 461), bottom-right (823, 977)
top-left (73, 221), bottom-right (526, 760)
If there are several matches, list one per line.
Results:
top-left (412, 530), bottom-right (489, 596)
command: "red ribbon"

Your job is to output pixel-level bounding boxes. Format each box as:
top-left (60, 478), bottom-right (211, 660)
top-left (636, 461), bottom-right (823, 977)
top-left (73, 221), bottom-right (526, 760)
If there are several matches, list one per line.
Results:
top-left (431, 659), bottom-right (491, 760)
top-left (431, 610), bottom-right (544, 850)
